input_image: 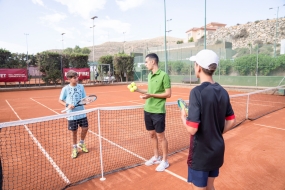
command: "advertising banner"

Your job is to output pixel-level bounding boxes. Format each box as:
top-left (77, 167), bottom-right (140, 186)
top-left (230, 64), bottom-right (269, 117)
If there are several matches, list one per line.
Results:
top-left (0, 69), bottom-right (28, 82)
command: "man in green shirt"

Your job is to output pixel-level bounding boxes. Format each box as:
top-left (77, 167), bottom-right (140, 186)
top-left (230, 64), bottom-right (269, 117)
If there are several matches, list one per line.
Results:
top-left (135, 53), bottom-right (171, 172)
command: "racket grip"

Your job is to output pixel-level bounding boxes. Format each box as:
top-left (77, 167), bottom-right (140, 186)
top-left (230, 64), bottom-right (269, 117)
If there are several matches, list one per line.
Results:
top-left (61, 108), bottom-right (69, 113)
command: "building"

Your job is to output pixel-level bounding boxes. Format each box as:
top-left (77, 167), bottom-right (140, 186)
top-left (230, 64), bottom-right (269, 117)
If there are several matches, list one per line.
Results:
top-left (185, 22), bottom-right (226, 43)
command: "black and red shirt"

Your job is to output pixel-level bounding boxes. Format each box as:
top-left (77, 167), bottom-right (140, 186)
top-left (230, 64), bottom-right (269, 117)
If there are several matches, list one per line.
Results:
top-left (186, 82), bottom-right (235, 171)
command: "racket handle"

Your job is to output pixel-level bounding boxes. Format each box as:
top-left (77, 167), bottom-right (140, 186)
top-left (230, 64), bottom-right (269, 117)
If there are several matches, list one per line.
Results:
top-left (61, 107), bottom-right (69, 113)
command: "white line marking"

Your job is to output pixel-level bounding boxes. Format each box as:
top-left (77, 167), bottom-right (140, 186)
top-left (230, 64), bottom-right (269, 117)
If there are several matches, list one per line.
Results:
top-left (30, 98), bottom-right (59, 114)
top-left (165, 169), bottom-right (187, 182)
top-left (5, 100), bottom-right (70, 184)
top-left (129, 101), bottom-right (144, 105)
top-left (29, 98), bottom-right (188, 182)
top-left (88, 130), bottom-right (187, 182)
top-left (254, 123), bottom-right (285, 131)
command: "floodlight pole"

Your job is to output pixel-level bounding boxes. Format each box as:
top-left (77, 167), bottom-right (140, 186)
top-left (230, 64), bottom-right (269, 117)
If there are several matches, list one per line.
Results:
top-left (24, 33), bottom-right (29, 63)
top-left (204, 0), bottom-right (206, 49)
top-left (61, 33), bottom-right (65, 86)
top-left (123, 32), bottom-right (126, 53)
top-left (164, 0), bottom-right (168, 74)
top-left (269, 5), bottom-right (285, 57)
top-left (91, 16), bottom-right (98, 62)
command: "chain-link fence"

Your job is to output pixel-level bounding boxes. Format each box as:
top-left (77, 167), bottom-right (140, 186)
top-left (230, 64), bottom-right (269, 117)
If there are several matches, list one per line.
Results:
top-left (134, 42), bottom-right (285, 87)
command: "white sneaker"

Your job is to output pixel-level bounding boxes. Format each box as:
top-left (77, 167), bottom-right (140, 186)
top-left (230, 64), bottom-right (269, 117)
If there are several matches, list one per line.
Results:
top-left (145, 156), bottom-right (162, 166)
top-left (155, 160), bottom-right (169, 172)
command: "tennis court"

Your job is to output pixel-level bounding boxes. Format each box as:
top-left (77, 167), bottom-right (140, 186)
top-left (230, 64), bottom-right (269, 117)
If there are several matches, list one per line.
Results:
top-left (0, 84), bottom-right (285, 190)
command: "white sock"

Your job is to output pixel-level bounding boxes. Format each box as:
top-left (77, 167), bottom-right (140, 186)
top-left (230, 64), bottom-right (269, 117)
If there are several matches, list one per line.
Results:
top-left (73, 145), bottom-right (77, 149)
top-left (80, 140), bottom-right (84, 144)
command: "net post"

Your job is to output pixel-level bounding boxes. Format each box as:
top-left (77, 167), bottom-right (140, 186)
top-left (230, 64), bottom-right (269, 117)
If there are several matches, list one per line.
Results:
top-left (98, 109), bottom-right (106, 181)
top-left (246, 94), bottom-right (249, 120)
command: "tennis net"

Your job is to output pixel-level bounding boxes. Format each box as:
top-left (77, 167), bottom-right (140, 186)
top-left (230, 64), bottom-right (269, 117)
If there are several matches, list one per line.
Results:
top-left (0, 85), bottom-right (285, 189)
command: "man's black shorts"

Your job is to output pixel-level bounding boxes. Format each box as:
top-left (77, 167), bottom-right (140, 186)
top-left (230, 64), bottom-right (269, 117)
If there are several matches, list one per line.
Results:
top-left (144, 111), bottom-right (165, 133)
top-left (68, 117), bottom-right (88, 131)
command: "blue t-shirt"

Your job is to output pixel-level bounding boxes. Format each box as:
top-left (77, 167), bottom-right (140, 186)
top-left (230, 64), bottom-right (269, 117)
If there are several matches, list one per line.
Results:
top-left (59, 84), bottom-right (87, 120)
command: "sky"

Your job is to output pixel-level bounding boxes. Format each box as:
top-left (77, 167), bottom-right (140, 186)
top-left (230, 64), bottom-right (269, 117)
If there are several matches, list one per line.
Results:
top-left (0, 0), bottom-right (285, 54)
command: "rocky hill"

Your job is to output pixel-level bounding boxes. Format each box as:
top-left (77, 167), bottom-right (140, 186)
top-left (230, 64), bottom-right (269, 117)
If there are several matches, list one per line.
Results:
top-left (207, 18), bottom-right (285, 49)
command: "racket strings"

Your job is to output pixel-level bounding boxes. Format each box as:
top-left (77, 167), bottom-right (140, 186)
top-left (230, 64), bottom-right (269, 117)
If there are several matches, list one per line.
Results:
top-left (79, 96), bottom-right (96, 105)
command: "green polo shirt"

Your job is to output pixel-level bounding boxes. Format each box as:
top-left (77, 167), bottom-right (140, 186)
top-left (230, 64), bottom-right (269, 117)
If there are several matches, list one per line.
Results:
top-left (144, 69), bottom-right (171, 113)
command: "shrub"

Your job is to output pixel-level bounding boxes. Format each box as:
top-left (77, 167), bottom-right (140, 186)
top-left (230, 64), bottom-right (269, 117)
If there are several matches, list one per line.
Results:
top-left (176, 40), bottom-right (183, 44)
top-left (233, 29), bottom-right (249, 40)
top-left (254, 40), bottom-right (263, 48)
top-left (188, 37), bottom-right (194, 42)
top-left (215, 40), bottom-right (223, 44)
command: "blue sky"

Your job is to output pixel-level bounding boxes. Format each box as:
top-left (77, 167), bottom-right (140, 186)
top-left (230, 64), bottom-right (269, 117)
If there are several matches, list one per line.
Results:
top-left (0, 0), bottom-right (285, 54)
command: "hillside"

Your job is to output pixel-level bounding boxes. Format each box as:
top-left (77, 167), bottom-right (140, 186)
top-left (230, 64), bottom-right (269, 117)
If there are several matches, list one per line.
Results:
top-left (207, 18), bottom-right (285, 49)
top-left (49, 36), bottom-right (182, 61)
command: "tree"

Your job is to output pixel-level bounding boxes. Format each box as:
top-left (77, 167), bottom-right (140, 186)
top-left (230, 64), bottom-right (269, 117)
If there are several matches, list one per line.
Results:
top-left (63, 48), bottom-right (73, 54)
top-left (176, 40), bottom-right (183, 44)
top-left (69, 54), bottom-right (89, 68)
top-left (36, 52), bottom-right (66, 84)
top-left (62, 46), bottom-right (91, 55)
top-left (81, 47), bottom-right (91, 55)
top-left (0, 49), bottom-right (12, 68)
top-left (113, 53), bottom-right (134, 82)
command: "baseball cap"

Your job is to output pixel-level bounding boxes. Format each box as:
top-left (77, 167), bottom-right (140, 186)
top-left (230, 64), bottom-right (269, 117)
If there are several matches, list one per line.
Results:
top-left (189, 49), bottom-right (219, 70)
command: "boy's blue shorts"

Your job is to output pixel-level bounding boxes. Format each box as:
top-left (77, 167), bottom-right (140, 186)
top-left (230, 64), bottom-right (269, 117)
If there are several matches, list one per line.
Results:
top-left (187, 166), bottom-right (219, 187)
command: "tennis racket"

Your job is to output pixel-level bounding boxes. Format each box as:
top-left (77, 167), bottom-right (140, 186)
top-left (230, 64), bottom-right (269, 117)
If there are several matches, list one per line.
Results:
top-left (177, 98), bottom-right (188, 115)
top-left (61, 95), bottom-right (97, 113)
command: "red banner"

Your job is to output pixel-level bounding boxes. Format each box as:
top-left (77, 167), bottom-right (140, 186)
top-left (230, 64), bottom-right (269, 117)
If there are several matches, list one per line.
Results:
top-left (63, 68), bottom-right (90, 80)
top-left (0, 69), bottom-right (28, 82)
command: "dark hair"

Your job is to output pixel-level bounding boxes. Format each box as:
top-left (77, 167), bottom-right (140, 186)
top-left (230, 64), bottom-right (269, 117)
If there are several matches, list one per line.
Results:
top-left (201, 63), bottom-right (217, 76)
top-left (146, 53), bottom-right (159, 64)
top-left (66, 70), bottom-right (78, 79)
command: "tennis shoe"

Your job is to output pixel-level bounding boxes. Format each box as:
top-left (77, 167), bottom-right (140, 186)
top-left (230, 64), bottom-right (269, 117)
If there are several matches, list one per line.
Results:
top-left (155, 160), bottom-right (169, 172)
top-left (77, 143), bottom-right (88, 153)
top-left (145, 156), bottom-right (162, 166)
top-left (71, 148), bottom-right (78, 159)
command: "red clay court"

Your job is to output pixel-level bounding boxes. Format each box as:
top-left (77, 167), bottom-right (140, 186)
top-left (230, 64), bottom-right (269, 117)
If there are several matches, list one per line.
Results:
top-left (0, 84), bottom-right (285, 190)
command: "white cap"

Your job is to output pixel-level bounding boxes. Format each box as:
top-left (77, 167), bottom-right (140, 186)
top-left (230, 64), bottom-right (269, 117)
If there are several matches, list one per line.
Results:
top-left (189, 49), bottom-right (219, 70)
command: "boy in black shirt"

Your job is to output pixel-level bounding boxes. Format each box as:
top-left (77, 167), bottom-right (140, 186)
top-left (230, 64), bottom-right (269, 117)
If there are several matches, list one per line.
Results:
top-left (180, 49), bottom-right (236, 189)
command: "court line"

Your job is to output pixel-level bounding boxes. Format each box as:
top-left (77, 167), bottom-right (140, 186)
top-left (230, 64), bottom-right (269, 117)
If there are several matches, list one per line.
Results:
top-left (5, 100), bottom-right (70, 184)
top-left (32, 98), bottom-right (188, 182)
top-left (30, 98), bottom-right (59, 114)
top-left (253, 123), bottom-right (285, 131)
top-left (128, 101), bottom-right (144, 105)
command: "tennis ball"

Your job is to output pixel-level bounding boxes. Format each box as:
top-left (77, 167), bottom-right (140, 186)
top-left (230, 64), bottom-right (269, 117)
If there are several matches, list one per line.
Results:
top-left (127, 84), bottom-right (132, 89)
top-left (132, 86), bottom-right (137, 90)
top-left (131, 82), bottom-right (136, 87)
top-left (130, 88), bottom-right (135, 92)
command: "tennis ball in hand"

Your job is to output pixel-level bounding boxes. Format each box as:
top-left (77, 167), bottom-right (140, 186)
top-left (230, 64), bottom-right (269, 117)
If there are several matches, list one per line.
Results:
top-left (127, 84), bottom-right (132, 89)
top-left (131, 82), bottom-right (136, 87)
top-left (130, 88), bottom-right (135, 92)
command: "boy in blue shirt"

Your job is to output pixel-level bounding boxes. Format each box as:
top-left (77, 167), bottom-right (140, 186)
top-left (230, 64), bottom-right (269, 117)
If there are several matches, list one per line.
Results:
top-left (59, 70), bottom-right (89, 159)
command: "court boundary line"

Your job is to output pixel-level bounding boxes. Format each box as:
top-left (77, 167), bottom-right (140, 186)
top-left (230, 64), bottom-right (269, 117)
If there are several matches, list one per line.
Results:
top-left (31, 98), bottom-right (188, 182)
top-left (5, 100), bottom-right (70, 184)
top-left (253, 123), bottom-right (285, 131)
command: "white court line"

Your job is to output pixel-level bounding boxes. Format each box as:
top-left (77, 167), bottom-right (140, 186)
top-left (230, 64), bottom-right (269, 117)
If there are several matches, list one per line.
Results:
top-left (32, 98), bottom-right (187, 182)
top-left (30, 98), bottom-right (59, 114)
top-left (88, 130), bottom-right (187, 182)
top-left (129, 101), bottom-right (144, 105)
top-left (5, 100), bottom-right (70, 184)
top-left (29, 90), bottom-right (131, 99)
top-left (230, 101), bottom-right (277, 108)
top-left (254, 123), bottom-right (285, 131)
